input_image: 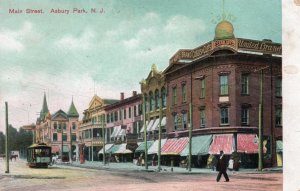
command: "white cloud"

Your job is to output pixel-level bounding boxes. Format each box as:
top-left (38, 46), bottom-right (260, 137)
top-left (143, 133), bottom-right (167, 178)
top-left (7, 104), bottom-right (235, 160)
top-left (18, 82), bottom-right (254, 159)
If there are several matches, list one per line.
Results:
top-left (55, 28), bottom-right (95, 50)
top-left (0, 21), bottom-right (43, 52)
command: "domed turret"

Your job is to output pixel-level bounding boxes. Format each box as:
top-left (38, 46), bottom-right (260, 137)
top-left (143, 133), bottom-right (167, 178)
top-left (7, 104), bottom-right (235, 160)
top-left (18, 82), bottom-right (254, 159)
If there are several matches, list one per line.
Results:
top-left (214, 20), bottom-right (235, 40)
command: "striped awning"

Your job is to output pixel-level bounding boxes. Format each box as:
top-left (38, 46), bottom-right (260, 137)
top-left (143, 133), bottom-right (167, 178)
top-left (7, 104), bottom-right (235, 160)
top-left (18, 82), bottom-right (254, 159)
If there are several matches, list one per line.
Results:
top-left (111, 126), bottom-right (121, 138)
top-left (135, 141), bottom-right (154, 153)
top-left (151, 118), bottom-right (159, 131)
top-left (161, 137), bottom-right (189, 155)
top-left (209, 134), bottom-right (233, 155)
top-left (106, 144), bottom-right (121, 154)
top-left (98, 144), bottom-right (114, 155)
top-left (237, 134), bottom-right (259, 153)
top-left (148, 139), bottom-right (167, 154)
top-left (161, 117), bottom-right (166, 126)
top-left (181, 135), bottom-right (212, 156)
top-left (114, 143), bottom-right (132, 154)
top-left (139, 121), bottom-right (148, 133)
top-left (146, 119), bottom-right (155, 131)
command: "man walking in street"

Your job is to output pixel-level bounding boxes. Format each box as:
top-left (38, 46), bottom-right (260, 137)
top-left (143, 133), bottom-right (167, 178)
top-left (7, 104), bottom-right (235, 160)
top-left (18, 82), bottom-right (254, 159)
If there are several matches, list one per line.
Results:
top-left (216, 150), bottom-right (230, 182)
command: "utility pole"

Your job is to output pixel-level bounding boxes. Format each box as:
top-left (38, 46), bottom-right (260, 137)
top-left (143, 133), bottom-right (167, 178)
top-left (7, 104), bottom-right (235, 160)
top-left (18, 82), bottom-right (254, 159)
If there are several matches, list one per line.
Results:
top-left (5, 102), bottom-right (9, 173)
top-left (158, 94), bottom-right (163, 172)
top-left (69, 121), bottom-right (72, 163)
top-left (143, 95), bottom-right (148, 170)
top-left (102, 114), bottom-right (106, 165)
top-left (258, 70), bottom-right (264, 171)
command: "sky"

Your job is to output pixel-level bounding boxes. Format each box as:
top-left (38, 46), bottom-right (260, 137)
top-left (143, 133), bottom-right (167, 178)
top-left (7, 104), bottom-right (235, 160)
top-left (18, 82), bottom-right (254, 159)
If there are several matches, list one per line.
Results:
top-left (0, 0), bottom-right (282, 132)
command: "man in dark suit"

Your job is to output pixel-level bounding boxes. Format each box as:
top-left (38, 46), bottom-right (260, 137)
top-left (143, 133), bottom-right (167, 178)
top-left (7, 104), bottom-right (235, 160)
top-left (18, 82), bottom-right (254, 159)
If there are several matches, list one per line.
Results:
top-left (216, 150), bottom-right (230, 182)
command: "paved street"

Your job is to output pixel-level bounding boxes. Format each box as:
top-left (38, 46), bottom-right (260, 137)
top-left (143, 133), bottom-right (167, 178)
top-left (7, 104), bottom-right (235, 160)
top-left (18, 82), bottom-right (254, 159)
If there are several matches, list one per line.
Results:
top-left (0, 159), bottom-right (282, 191)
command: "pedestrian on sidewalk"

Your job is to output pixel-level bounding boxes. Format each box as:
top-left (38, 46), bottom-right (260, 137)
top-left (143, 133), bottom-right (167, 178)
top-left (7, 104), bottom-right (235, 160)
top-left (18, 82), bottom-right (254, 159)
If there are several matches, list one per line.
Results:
top-left (216, 150), bottom-right (230, 182)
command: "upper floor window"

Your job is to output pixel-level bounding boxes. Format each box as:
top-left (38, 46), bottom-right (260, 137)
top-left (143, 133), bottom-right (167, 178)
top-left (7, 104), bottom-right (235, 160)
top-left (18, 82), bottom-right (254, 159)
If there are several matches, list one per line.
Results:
top-left (155, 89), bottom-right (160, 110)
top-left (124, 108), bottom-right (127, 119)
top-left (72, 122), bottom-right (76, 130)
top-left (161, 87), bottom-right (167, 108)
top-left (220, 107), bottom-right (229, 125)
top-left (53, 133), bottom-right (57, 141)
top-left (119, 110), bottom-right (122, 121)
top-left (220, 75), bottom-right (229, 95)
top-left (149, 91), bottom-right (154, 111)
top-left (134, 105), bottom-right (137, 117)
top-left (200, 79), bottom-right (205, 98)
top-left (138, 104), bottom-right (142, 115)
top-left (173, 114), bottom-right (178, 130)
top-left (200, 109), bottom-right (206, 128)
top-left (53, 122), bottom-right (57, 129)
top-left (106, 114), bottom-right (110, 123)
top-left (182, 83), bottom-right (187, 103)
top-left (241, 108), bottom-right (249, 126)
top-left (275, 78), bottom-right (282, 97)
top-left (241, 74), bottom-right (249, 95)
top-left (172, 87), bottom-right (177, 105)
top-left (275, 108), bottom-right (282, 126)
top-left (129, 107), bottom-right (132, 118)
top-left (114, 111), bottom-right (118, 121)
top-left (72, 134), bottom-right (77, 141)
top-left (62, 134), bottom-right (67, 141)
top-left (110, 113), bottom-right (114, 122)
top-left (183, 113), bottom-right (187, 129)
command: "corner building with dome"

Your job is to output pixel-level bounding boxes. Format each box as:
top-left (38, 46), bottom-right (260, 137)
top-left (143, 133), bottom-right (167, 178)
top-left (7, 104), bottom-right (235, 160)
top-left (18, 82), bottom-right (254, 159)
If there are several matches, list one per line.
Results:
top-left (161, 19), bottom-right (282, 168)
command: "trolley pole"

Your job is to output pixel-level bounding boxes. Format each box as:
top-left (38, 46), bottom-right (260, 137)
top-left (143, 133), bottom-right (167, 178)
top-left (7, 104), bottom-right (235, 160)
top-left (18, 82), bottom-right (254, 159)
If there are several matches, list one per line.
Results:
top-left (5, 102), bottom-right (10, 173)
top-left (258, 70), bottom-right (264, 171)
top-left (143, 95), bottom-right (148, 170)
top-left (102, 114), bottom-right (106, 165)
top-left (158, 95), bottom-right (162, 172)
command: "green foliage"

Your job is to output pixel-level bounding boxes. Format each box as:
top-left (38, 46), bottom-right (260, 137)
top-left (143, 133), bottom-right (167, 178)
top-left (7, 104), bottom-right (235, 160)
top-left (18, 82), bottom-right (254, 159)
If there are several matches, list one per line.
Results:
top-left (0, 125), bottom-right (33, 154)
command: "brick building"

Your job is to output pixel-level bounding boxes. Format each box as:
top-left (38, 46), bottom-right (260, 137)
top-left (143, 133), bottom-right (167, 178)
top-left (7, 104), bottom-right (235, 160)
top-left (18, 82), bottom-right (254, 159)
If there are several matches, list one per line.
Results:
top-left (35, 93), bottom-right (80, 162)
top-left (163, 20), bottom-right (282, 167)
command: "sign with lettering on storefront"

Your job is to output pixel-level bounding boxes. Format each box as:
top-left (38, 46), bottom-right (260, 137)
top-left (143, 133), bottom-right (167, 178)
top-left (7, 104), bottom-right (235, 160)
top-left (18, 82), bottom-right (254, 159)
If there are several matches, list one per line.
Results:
top-left (169, 38), bottom-right (282, 64)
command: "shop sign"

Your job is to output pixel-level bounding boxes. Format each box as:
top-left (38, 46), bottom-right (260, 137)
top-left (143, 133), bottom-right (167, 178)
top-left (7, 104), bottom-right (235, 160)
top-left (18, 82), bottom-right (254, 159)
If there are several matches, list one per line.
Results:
top-left (238, 39), bottom-right (282, 55)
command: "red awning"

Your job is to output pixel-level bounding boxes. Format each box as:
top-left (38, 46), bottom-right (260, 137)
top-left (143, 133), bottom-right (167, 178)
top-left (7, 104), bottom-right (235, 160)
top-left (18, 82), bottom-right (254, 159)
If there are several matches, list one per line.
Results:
top-left (237, 134), bottom-right (258, 153)
top-left (161, 137), bottom-right (189, 155)
top-left (237, 134), bottom-right (267, 153)
top-left (51, 145), bottom-right (60, 153)
top-left (209, 134), bottom-right (233, 155)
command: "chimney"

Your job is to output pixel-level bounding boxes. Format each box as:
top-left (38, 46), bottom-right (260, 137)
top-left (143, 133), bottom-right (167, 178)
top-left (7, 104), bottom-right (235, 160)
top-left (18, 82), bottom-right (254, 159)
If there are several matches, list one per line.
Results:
top-left (120, 92), bottom-right (124, 100)
top-left (132, 91), bottom-right (137, 96)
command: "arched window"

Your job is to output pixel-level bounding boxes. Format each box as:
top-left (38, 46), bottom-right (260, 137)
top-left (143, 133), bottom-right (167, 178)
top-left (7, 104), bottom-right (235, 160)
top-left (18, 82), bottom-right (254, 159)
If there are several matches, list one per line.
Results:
top-left (149, 91), bottom-right (154, 111)
top-left (161, 87), bottom-right (166, 108)
top-left (155, 89), bottom-right (159, 110)
top-left (144, 94), bottom-right (148, 112)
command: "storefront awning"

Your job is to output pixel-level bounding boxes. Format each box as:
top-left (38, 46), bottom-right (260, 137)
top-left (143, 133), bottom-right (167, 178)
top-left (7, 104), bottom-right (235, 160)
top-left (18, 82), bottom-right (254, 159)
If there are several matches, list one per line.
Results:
top-left (98, 144), bottom-right (114, 155)
top-left (276, 140), bottom-right (283, 153)
top-left (146, 119), bottom-right (155, 131)
top-left (161, 117), bottom-right (166, 126)
top-left (114, 143), bottom-right (132, 154)
top-left (181, 135), bottom-right (213, 156)
top-left (110, 126), bottom-right (119, 138)
top-left (51, 145), bottom-right (60, 153)
top-left (237, 134), bottom-right (259, 153)
top-left (209, 134), bottom-right (233, 155)
top-left (148, 139), bottom-right (167, 154)
top-left (106, 144), bottom-right (121, 154)
top-left (151, 118), bottom-right (159, 131)
top-left (140, 121), bottom-right (148, 133)
top-left (161, 137), bottom-right (189, 155)
top-left (135, 141), bottom-right (154, 153)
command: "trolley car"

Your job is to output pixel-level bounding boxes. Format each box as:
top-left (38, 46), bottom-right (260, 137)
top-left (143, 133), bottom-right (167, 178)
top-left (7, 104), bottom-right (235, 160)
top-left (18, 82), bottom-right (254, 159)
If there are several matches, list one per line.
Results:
top-left (27, 143), bottom-right (52, 168)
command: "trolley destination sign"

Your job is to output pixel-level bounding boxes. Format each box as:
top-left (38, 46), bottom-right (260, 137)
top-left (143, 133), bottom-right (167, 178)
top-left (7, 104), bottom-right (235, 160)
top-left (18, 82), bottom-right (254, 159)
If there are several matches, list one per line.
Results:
top-left (169, 38), bottom-right (282, 64)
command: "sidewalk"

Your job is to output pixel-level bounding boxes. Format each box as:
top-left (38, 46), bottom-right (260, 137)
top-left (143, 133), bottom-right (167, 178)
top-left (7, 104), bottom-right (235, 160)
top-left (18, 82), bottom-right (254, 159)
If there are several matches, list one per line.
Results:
top-left (56, 160), bottom-right (282, 174)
